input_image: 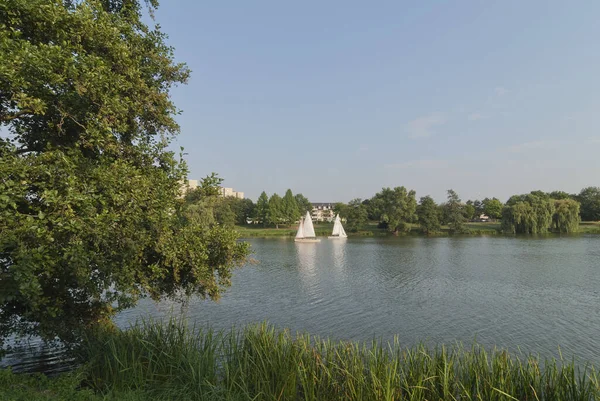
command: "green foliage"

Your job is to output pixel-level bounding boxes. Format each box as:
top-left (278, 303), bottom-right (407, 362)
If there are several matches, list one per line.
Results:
top-left (501, 192), bottom-right (555, 234)
top-left (576, 187), bottom-right (600, 221)
top-left (549, 190), bottom-right (572, 200)
top-left (445, 189), bottom-right (465, 233)
top-left (282, 189), bottom-right (300, 225)
top-left (417, 196), bottom-right (440, 234)
top-left (464, 203), bottom-right (476, 220)
top-left (76, 319), bottom-right (600, 401)
top-left (553, 199), bottom-right (580, 233)
top-left (482, 197), bottom-right (503, 219)
top-left (255, 191), bottom-right (269, 226)
top-left (370, 187), bottom-right (417, 233)
top-left (294, 193), bottom-right (312, 215)
top-left (267, 193), bottom-right (283, 228)
top-left (339, 199), bottom-right (368, 232)
top-left (220, 197), bottom-right (255, 225)
top-left (0, 0), bottom-right (249, 349)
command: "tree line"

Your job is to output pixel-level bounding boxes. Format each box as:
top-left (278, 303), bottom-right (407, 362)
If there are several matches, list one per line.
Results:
top-left (331, 186), bottom-right (600, 235)
top-left (185, 182), bottom-right (600, 235)
top-left (185, 182), bottom-right (312, 229)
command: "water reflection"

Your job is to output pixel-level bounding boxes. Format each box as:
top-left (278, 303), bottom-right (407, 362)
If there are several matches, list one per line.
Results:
top-left (331, 238), bottom-right (347, 274)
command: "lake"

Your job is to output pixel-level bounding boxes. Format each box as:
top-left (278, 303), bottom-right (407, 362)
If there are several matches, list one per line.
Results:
top-left (5, 235), bottom-right (600, 371)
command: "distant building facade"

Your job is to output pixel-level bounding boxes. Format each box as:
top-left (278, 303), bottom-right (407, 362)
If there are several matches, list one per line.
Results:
top-left (220, 187), bottom-right (244, 199)
top-left (180, 180), bottom-right (244, 199)
top-left (311, 203), bottom-right (335, 222)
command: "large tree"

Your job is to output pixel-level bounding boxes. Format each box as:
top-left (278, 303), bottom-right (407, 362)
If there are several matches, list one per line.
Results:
top-left (255, 191), bottom-right (269, 225)
top-left (282, 189), bottom-right (300, 225)
top-left (482, 197), bottom-right (503, 220)
top-left (417, 196), bottom-right (440, 235)
top-left (294, 193), bottom-right (312, 215)
top-left (267, 194), bottom-right (284, 228)
top-left (552, 199), bottom-right (580, 233)
top-left (339, 198), bottom-right (368, 232)
top-left (370, 187), bottom-right (417, 233)
top-left (576, 187), bottom-right (600, 221)
top-left (0, 0), bottom-right (248, 348)
top-left (501, 192), bottom-right (555, 234)
top-left (445, 189), bottom-right (465, 232)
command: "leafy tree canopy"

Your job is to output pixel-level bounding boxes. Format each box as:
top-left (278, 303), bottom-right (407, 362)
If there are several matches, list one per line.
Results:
top-left (370, 187), bottom-right (417, 233)
top-left (338, 199), bottom-right (368, 232)
top-left (576, 187), bottom-right (600, 221)
top-left (417, 196), bottom-right (440, 235)
top-left (0, 0), bottom-right (248, 349)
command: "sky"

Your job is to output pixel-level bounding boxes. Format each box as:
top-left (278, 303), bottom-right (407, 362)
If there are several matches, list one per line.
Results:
top-left (152, 1), bottom-right (600, 203)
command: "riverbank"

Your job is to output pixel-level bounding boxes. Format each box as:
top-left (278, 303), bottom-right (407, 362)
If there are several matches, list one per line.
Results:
top-left (236, 221), bottom-right (600, 237)
top-left (2, 319), bottom-right (598, 400)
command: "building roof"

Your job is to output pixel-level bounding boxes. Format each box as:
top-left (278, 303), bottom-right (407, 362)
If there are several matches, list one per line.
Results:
top-left (311, 202), bottom-right (334, 208)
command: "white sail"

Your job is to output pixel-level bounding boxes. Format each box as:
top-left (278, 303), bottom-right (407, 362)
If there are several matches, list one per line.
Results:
top-left (338, 219), bottom-right (347, 237)
top-left (295, 218), bottom-right (305, 238)
top-left (331, 215), bottom-right (341, 236)
top-left (303, 211), bottom-right (316, 238)
top-left (331, 214), bottom-right (347, 238)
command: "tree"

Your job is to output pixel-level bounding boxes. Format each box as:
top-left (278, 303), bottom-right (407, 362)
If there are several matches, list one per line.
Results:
top-left (549, 191), bottom-right (572, 200)
top-left (255, 191), bottom-right (269, 226)
top-left (482, 197), bottom-right (503, 220)
top-left (340, 199), bottom-right (368, 232)
top-left (473, 200), bottom-right (484, 217)
top-left (267, 194), bottom-right (284, 228)
top-left (294, 193), bottom-right (312, 215)
top-left (552, 199), bottom-right (580, 233)
top-left (333, 202), bottom-right (348, 217)
top-left (370, 187), bottom-right (417, 233)
top-left (576, 187), bottom-right (600, 221)
top-left (0, 0), bottom-right (249, 349)
top-left (214, 203), bottom-right (236, 228)
top-left (282, 189), bottom-right (300, 225)
top-left (445, 189), bottom-right (465, 232)
top-left (464, 203), bottom-right (476, 221)
top-left (417, 196), bottom-right (440, 235)
top-left (501, 192), bottom-right (554, 234)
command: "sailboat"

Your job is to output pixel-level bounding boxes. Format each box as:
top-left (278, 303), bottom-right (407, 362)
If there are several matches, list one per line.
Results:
top-left (328, 214), bottom-right (348, 239)
top-left (295, 211), bottom-right (321, 243)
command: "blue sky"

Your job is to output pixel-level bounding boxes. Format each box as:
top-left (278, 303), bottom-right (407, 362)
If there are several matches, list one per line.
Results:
top-left (154, 1), bottom-right (600, 203)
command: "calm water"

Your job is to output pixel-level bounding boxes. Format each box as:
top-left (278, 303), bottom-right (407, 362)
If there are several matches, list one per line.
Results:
top-left (5, 236), bottom-right (600, 371)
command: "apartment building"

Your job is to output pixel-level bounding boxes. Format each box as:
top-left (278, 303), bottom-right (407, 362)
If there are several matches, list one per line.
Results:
top-left (180, 180), bottom-right (244, 199)
top-left (311, 203), bottom-right (335, 222)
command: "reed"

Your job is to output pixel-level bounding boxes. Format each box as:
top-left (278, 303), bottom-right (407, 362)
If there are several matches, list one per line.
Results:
top-left (78, 318), bottom-right (599, 400)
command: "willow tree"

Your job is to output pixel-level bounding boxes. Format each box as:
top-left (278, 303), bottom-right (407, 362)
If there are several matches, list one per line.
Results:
top-left (501, 192), bottom-right (555, 234)
top-left (0, 0), bottom-right (249, 349)
top-left (552, 199), bottom-right (580, 233)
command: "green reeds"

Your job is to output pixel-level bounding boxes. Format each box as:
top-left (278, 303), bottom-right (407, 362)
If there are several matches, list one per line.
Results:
top-left (79, 318), bottom-right (600, 400)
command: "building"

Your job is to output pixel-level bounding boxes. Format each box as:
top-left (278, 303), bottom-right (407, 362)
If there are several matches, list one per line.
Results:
top-left (311, 203), bottom-right (335, 222)
top-left (180, 180), bottom-right (244, 199)
top-left (220, 187), bottom-right (244, 199)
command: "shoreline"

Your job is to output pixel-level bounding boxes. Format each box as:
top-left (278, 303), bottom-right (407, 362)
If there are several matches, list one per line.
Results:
top-left (236, 221), bottom-right (600, 238)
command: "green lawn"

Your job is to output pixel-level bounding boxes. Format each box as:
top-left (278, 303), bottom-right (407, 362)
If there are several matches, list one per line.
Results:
top-left (235, 221), bottom-right (600, 238)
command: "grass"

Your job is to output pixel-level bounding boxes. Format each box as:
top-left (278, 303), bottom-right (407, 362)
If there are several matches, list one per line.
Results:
top-left (236, 221), bottom-right (600, 238)
top-left (54, 318), bottom-right (599, 400)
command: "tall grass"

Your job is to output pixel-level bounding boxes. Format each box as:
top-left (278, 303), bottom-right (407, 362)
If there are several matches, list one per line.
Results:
top-left (79, 318), bottom-right (600, 400)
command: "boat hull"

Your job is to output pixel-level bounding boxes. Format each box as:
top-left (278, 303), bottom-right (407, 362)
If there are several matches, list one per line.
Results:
top-left (328, 236), bottom-right (348, 239)
top-left (294, 238), bottom-right (321, 243)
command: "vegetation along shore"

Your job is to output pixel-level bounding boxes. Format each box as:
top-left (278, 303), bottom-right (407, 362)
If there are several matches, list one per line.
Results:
top-left (2, 319), bottom-right (599, 401)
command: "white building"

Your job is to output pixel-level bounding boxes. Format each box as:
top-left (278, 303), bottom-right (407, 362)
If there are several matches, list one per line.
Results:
top-left (180, 180), bottom-right (244, 199)
top-left (311, 203), bottom-right (335, 222)
top-left (220, 187), bottom-right (244, 199)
